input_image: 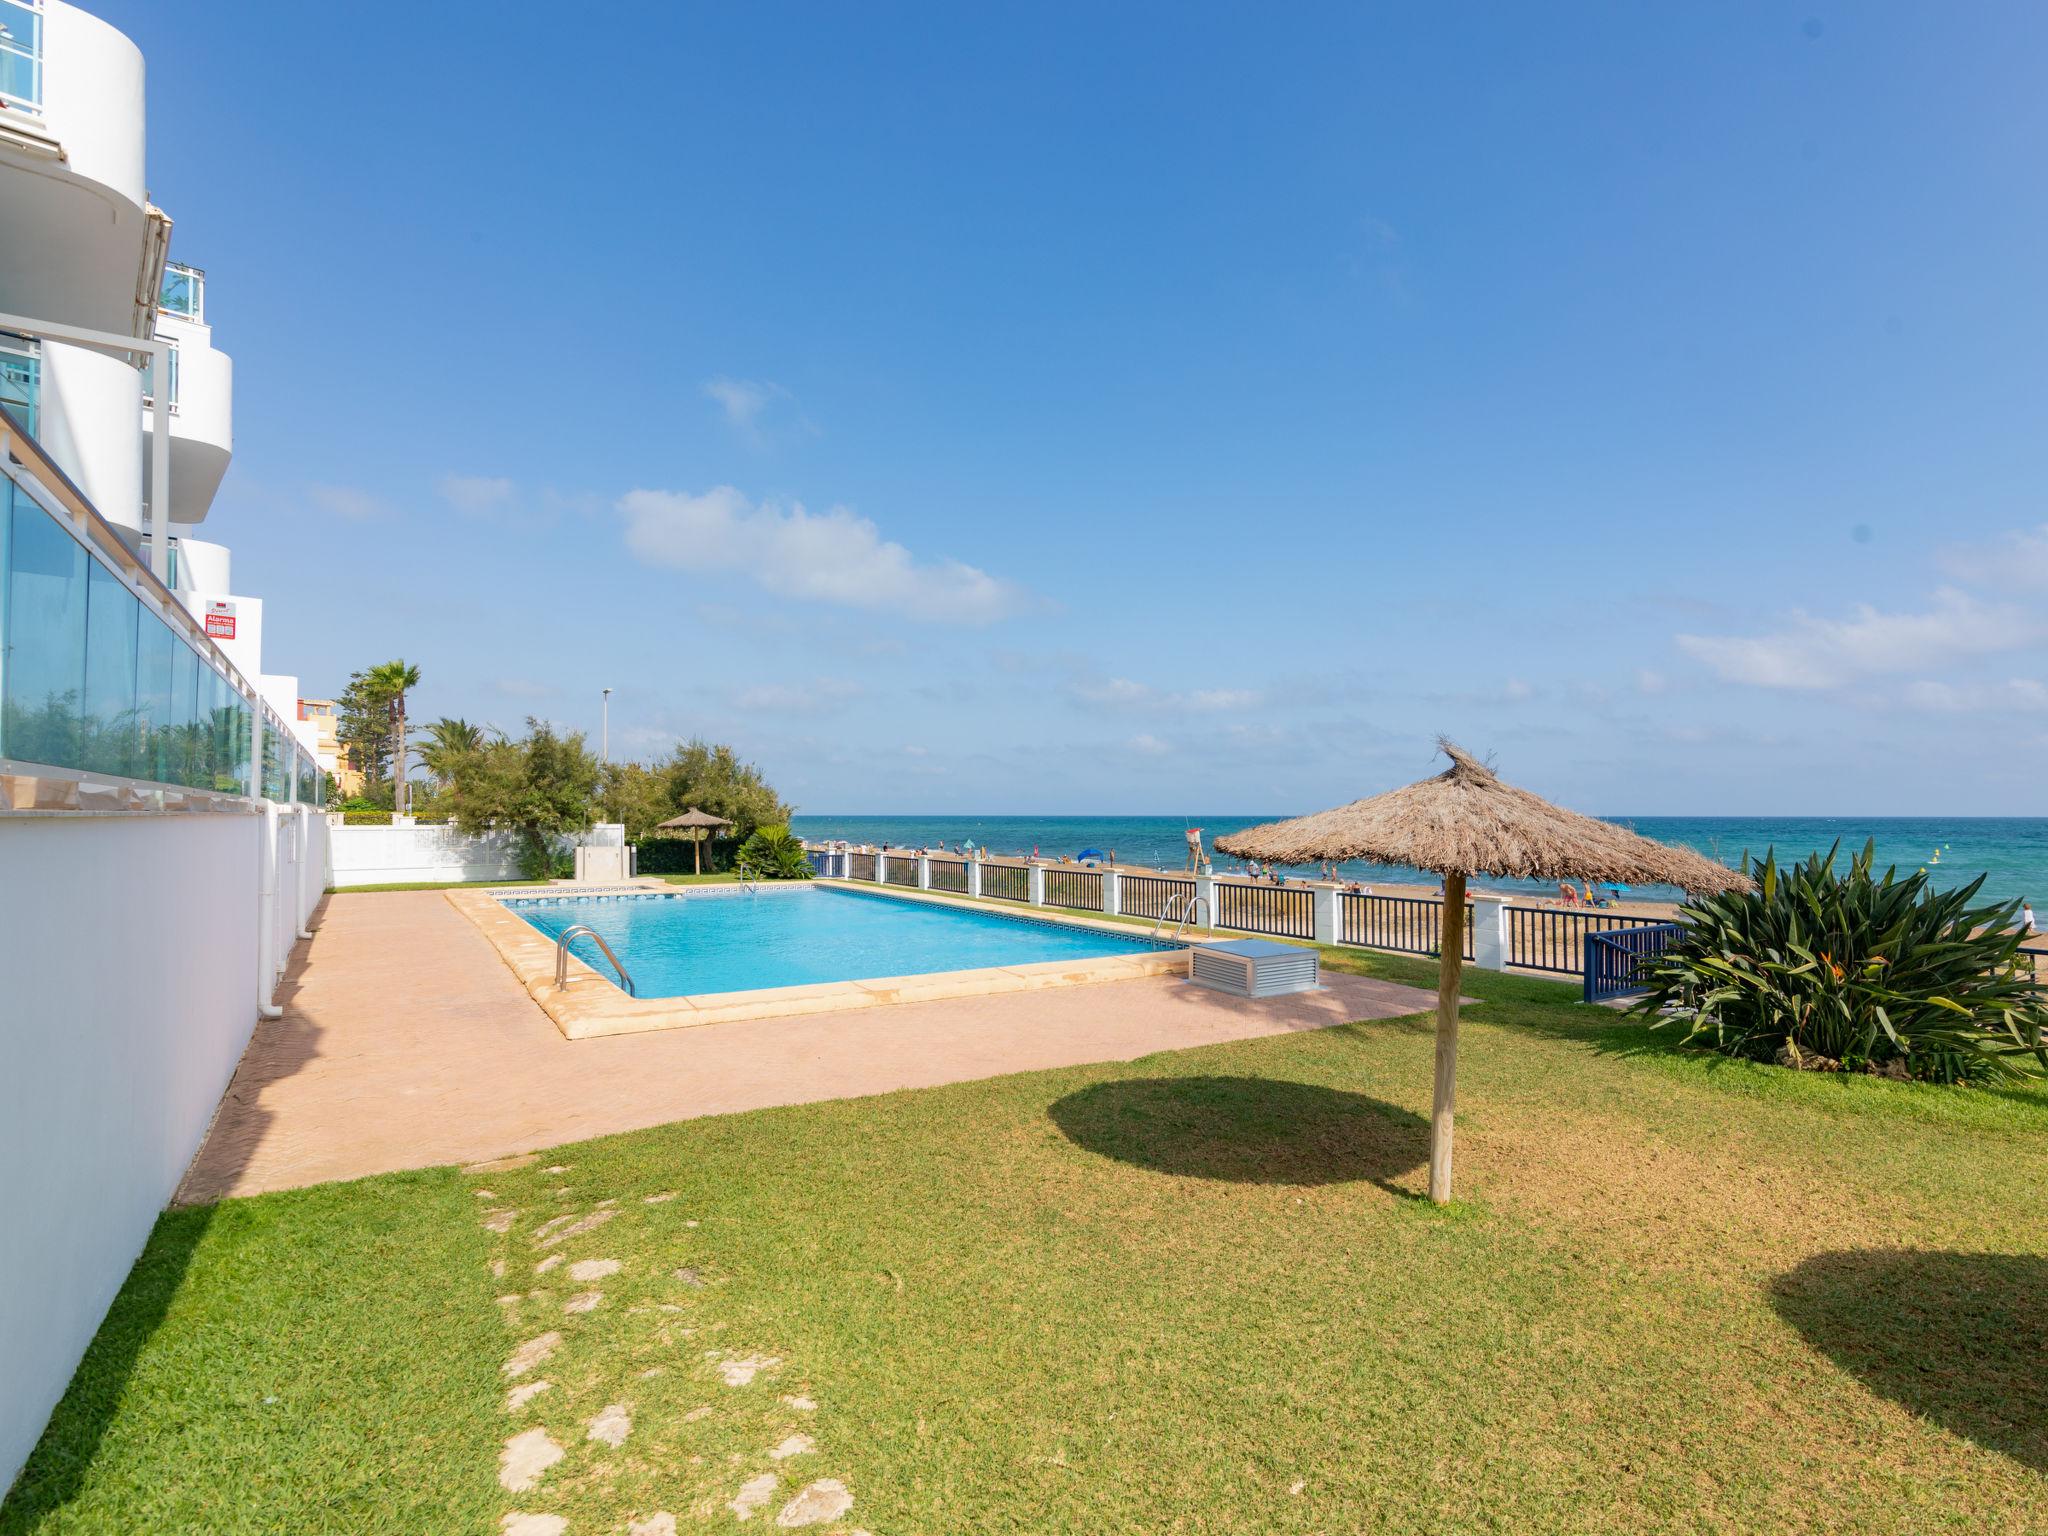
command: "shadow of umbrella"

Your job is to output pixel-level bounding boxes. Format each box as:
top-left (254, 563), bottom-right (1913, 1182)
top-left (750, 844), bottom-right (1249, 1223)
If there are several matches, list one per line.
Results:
top-left (1048, 1075), bottom-right (1428, 1189)
top-left (1771, 1249), bottom-right (2048, 1473)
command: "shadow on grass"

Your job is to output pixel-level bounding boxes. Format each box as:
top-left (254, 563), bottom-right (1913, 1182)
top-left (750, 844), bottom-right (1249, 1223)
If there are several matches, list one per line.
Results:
top-left (0, 1204), bottom-right (213, 1529)
top-left (1049, 1075), bottom-right (1428, 1188)
top-left (1771, 1249), bottom-right (2048, 1473)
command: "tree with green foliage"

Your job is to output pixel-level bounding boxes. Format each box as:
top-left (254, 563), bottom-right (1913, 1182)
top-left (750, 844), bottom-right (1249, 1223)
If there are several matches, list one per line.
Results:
top-left (418, 717), bottom-right (495, 786)
top-left (447, 718), bottom-right (601, 879)
top-left (659, 738), bottom-right (792, 841)
top-left (1636, 840), bottom-right (2048, 1083)
top-left (366, 659), bottom-right (423, 815)
top-left (334, 669), bottom-right (394, 791)
top-left (597, 761), bottom-right (676, 844)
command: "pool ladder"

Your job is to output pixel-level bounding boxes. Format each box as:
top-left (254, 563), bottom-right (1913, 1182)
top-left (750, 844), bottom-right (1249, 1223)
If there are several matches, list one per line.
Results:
top-left (555, 924), bottom-right (637, 996)
top-left (1150, 893), bottom-right (1212, 941)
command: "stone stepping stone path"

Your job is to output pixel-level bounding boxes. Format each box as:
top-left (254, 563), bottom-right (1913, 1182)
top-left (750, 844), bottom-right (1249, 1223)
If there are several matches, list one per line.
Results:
top-left (730, 1472), bottom-right (779, 1520)
top-left (499, 1427), bottom-right (564, 1492)
top-left (777, 1479), bottom-right (854, 1528)
top-left (586, 1402), bottom-right (632, 1448)
top-left (504, 1380), bottom-right (551, 1413)
top-left (503, 1332), bottom-right (560, 1378)
top-left (481, 1172), bottom-right (860, 1533)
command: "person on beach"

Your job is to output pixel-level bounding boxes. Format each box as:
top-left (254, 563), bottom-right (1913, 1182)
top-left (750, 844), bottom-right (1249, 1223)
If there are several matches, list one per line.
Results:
top-left (1558, 880), bottom-right (1578, 905)
top-left (2024, 900), bottom-right (2037, 936)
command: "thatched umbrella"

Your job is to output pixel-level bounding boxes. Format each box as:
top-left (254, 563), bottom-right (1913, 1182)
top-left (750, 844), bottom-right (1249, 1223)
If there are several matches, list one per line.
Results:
top-left (656, 807), bottom-right (734, 875)
top-left (1216, 740), bottom-right (1746, 1204)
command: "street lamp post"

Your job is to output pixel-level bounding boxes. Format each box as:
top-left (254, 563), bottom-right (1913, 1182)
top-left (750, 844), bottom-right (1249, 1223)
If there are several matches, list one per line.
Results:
top-left (602, 687), bottom-right (612, 764)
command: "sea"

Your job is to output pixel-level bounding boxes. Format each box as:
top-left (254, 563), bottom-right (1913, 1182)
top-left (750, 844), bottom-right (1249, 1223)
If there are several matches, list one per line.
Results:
top-left (789, 815), bottom-right (2048, 907)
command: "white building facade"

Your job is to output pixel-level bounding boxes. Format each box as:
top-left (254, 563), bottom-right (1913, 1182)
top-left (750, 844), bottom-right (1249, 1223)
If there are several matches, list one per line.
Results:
top-left (0, 1), bottom-right (326, 1494)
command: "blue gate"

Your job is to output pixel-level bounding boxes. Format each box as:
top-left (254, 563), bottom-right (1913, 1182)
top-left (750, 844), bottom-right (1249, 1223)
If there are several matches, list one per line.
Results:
top-left (1583, 922), bottom-right (1684, 1004)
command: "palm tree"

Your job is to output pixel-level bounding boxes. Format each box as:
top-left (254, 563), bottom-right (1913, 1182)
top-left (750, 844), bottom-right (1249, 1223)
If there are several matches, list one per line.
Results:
top-left (367, 659), bottom-right (422, 815)
top-left (419, 716), bottom-right (494, 785)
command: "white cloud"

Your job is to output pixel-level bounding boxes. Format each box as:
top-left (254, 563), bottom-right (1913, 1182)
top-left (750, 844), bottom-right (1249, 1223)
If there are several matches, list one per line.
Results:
top-left (1939, 524), bottom-right (2048, 591)
top-left (439, 474), bottom-right (516, 515)
top-left (1675, 589), bottom-right (2043, 689)
top-left (1635, 668), bottom-right (1667, 695)
top-left (1069, 676), bottom-right (1263, 713)
top-left (305, 484), bottom-right (388, 521)
top-left (1126, 733), bottom-right (1172, 757)
top-left (1503, 678), bottom-right (1534, 701)
top-left (1899, 678), bottom-right (2048, 714)
top-left (705, 377), bottom-right (774, 430)
top-left (618, 486), bottom-right (1026, 625)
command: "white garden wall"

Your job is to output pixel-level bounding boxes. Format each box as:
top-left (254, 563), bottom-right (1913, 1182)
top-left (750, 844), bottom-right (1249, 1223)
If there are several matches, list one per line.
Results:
top-left (327, 821), bottom-right (541, 887)
top-left (0, 813), bottom-right (263, 1490)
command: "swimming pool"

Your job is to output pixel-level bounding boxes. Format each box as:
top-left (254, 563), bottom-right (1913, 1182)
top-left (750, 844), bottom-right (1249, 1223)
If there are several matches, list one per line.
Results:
top-left (503, 884), bottom-right (1179, 1000)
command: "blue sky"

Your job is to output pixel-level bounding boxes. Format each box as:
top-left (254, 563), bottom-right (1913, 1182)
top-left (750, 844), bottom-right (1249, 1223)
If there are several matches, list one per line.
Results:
top-left (105, 2), bottom-right (2048, 815)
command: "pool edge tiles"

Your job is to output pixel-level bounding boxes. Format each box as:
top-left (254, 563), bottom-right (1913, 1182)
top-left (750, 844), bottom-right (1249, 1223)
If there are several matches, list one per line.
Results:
top-left (443, 881), bottom-right (1191, 1040)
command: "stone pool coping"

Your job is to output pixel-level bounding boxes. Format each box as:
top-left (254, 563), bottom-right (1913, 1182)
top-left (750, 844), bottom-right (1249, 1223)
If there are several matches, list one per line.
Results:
top-left (444, 880), bottom-right (1192, 1040)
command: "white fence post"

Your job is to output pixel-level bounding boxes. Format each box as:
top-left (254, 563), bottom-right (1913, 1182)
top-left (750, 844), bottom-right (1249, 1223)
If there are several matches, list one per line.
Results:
top-left (1472, 898), bottom-right (1509, 971)
top-left (917, 854), bottom-right (931, 890)
top-left (876, 850), bottom-right (889, 885)
top-left (966, 856), bottom-right (982, 899)
top-left (1195, 870), bottom-right (1216, 931)
top-left (1101, 867), bottom-right (1121, 916)
top-left (1028, 861), bottom-right (1045, 907)
top-left (1311, 881), bottom-right (1339, 945)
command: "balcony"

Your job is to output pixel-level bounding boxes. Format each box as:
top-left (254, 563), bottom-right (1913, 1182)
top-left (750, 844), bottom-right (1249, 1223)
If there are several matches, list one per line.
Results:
top-left (142, 263), bottom-right (233, 526)
top-left (0, 330), bottom-right (36, 439)
top-left (0, 0), bottom-right (41, 116)
top-left (159, 262), bottom-right (204, 324)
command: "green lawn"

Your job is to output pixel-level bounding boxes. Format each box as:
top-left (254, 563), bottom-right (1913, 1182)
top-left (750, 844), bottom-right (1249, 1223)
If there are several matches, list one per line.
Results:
top-left (6, 953), bottom-right (2045, 1533)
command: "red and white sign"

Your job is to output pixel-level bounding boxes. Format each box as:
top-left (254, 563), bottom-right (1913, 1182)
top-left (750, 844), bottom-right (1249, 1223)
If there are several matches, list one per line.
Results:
top-left (204, 600), bottom-right (236, 640)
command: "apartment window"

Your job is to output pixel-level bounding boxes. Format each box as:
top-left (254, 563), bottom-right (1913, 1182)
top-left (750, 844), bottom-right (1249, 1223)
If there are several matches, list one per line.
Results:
top-left (0, 332), bottom-right (37, 439)
top-left (141, 338), bottom-right (180, 411)
top-left (159, 263), bottom-right (205, 323)
top-left (0, 1), bottom-right (41, 115)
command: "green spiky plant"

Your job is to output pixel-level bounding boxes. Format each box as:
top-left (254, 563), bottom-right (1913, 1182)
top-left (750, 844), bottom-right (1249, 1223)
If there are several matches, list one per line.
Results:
top-left (1634, 840), bottom-right (2048, 1083)
top-left (735, 824), bottom-right (812, 880)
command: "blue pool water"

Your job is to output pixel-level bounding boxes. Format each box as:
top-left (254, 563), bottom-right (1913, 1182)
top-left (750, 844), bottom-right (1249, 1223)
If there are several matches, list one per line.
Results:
top-left (505, 886), bottom-right (1174, 999)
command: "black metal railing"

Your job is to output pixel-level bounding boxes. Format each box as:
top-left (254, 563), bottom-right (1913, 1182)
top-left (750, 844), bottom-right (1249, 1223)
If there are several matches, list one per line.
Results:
top-left (883, 856), bottom-right (920, 888)
top-left (1121, 873), bottom-right (1196, 920)
top-left (1341, 894), bottom-right (1475, 960)
top-left (1215, 880), bottom-right (1315, 939)
top-left (847, 851), bottom-right (877, 881)
top-left (1042, 868), bottom-right (1104, 911)
top-left (926, 857), bottom-right (969, 893)
top-left (1583, 922), bottom-right (1685, 1003)
top-left (981, 862), bottom-right (1029, 902)
top-left (1505, 907), bottom-right (1667, 976)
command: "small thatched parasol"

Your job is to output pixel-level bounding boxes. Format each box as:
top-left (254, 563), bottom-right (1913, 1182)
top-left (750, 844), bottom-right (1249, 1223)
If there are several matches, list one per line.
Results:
top-left (1217, 740), bottom-right (1746, 1204)
top-left (656, 807), bottom-right (735, 875)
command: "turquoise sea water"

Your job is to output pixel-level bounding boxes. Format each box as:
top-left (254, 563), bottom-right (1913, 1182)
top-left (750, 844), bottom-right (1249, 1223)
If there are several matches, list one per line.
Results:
top-left (506, 886), bottom-right (1171, 998)
top-left (791, 814), bottom-right (2048, 907)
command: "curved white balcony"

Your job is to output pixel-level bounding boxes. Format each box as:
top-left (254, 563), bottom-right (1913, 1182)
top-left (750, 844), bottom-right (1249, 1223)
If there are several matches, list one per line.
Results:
top-left (0, 1), bottom-right (157, 338)
top-left (142, 310), bottom-right (233, 525)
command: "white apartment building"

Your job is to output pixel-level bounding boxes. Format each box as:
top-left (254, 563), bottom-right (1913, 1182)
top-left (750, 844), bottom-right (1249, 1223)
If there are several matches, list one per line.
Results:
top-left (0, 0), bottom-right (328, 1491)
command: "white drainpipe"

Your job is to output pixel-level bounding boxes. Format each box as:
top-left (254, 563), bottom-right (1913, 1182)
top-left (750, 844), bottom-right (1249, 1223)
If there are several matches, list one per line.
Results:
top-left (256, 798), bottom-right (283, 1019)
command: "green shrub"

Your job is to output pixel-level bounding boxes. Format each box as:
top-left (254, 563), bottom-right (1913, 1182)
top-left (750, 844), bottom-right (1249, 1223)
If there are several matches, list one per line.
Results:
top-left (1634, 841), bottom-right (2047, 1083)
top-left (735, 825), bottom-right (813, 881)
top-left (632, 836), bottom-right (736, 875)
top-left (342, 810), bottom-right (392, 826)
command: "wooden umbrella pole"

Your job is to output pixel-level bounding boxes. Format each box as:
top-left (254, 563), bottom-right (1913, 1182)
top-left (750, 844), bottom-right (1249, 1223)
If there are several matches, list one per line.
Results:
top-left (1428, 868), bottom-right (1466, 1204)
top-left (693, 830), bottom-right (702, 876)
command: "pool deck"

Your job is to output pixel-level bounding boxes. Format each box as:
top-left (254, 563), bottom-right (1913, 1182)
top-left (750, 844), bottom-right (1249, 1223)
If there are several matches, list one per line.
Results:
top-left (177, 888), bottom-right (1451, 1203)
top-left (449, 880), bottom-right (1191, 1039)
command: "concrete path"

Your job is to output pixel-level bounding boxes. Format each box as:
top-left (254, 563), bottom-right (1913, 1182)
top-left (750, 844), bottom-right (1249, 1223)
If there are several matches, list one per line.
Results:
top-left (178, 890), bottom-right (1444, 1203)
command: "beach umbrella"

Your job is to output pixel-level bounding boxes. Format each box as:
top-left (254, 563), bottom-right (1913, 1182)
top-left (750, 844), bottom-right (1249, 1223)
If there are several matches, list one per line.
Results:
top-left (656, 807), bottom-right (735, 875)
top-left (1216, 740), bottom-right (1747, 1204)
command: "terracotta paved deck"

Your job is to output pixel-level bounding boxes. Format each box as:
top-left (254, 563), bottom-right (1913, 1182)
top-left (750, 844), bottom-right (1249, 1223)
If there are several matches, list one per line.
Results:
top-left (177, 890), bottom-right (1445, 1204)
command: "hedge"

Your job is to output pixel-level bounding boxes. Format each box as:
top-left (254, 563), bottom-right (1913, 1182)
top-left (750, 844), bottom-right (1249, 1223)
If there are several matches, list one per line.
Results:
top-left (632, 836), bottom-right (738, 874)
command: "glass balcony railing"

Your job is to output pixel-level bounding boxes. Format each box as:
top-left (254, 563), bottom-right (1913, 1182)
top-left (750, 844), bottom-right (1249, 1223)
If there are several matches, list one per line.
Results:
top-left (0, 334), bottom-right (37, 440)
top-left (140, 338), bottom-right (179, 411)
top-left (0, 0), bottom-right (42, 115)
top-left (159, 263), bottom-right (205, 323)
